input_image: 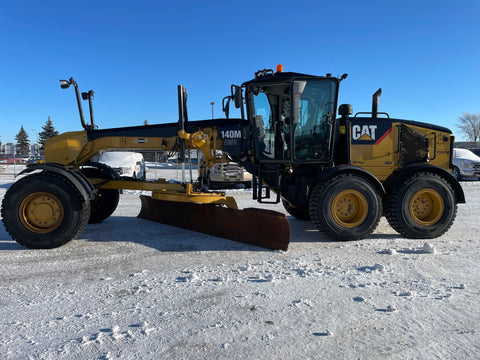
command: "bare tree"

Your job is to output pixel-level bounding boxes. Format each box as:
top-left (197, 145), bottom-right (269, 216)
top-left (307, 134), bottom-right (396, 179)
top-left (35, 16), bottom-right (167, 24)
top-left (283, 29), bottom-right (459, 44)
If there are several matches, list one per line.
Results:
top-left (456, 112), bottom-right (480, 145)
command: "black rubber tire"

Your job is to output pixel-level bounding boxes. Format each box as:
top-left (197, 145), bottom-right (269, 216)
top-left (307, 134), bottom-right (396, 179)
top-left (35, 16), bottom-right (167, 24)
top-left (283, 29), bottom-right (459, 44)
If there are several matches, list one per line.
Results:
top-left (451, 166), bottom-right (462, 181)
top-left (80, 167), bottom-right (120, 224)
top-left (1, 173), bottom-right (90, 249)
top-left (309, 173), bottom-right (382, 240)
top-left (384, 172), bottom-right (457, 239)
top-left (282, 199), bottom-right (310, 220)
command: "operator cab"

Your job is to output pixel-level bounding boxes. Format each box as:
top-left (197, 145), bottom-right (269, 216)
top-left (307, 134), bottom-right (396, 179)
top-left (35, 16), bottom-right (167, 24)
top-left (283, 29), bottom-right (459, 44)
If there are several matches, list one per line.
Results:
top-left (243, 68), bottom-right (341, 165)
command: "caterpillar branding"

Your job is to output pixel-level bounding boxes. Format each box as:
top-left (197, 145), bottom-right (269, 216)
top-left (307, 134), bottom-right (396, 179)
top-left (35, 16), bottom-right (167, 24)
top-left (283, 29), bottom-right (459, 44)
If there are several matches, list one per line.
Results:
top-left (350, 121), bottom-right (392, 145)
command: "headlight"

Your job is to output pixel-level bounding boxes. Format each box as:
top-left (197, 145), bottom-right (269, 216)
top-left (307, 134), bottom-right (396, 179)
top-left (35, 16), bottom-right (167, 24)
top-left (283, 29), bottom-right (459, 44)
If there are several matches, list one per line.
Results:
top-left (460, 162), bottom-right (474, 168)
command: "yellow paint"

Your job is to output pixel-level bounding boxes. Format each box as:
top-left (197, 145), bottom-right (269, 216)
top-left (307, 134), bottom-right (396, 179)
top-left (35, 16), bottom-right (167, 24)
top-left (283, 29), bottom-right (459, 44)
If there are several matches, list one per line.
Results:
top-left (349, 122), bottom-right (452, 182)
top-left (44, 131), bottom-right (88, 164)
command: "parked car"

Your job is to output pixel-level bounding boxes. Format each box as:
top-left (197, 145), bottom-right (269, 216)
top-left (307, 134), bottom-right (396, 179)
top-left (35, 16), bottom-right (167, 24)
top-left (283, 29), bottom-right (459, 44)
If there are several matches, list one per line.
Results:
top-left (206, 162), bottom-right (252, 189)
top-left (198, 150), bottom-right (252, 189)
top-left (25, 155), bottom-right (45, 164)
top-left (468, 148), bottom-right (480, 157)
top-left (7, 156), bottom-right (23, 164)
top-left (98, 151), bottom-right (146, 180)
top-left (452, 148), bottom-right (480, 180)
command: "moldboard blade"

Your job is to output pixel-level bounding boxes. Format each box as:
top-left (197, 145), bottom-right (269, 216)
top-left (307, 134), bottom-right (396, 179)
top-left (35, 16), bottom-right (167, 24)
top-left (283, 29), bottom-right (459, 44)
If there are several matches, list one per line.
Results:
top-left (138, 195), bottom-right (290, 250)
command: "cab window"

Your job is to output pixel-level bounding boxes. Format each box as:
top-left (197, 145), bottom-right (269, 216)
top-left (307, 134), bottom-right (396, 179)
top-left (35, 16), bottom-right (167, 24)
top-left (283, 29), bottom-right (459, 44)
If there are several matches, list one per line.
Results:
top-left (293, 80), bottom-right (336, 161)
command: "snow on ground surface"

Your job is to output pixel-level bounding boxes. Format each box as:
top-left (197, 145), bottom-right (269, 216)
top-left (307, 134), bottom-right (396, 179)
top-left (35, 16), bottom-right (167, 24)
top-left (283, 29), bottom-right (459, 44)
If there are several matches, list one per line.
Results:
top-left (1, 164), bottom-right (479, 359)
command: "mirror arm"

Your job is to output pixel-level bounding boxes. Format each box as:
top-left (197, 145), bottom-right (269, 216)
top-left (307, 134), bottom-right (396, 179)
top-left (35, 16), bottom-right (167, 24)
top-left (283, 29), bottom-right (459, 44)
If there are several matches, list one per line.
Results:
top-left (70, 78), bottom-right (88, 131)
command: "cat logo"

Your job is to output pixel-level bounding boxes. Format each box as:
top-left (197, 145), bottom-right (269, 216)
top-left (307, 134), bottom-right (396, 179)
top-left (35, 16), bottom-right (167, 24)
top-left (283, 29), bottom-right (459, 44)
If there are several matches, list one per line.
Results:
top-left (352, 125), bottom-right (377, 141)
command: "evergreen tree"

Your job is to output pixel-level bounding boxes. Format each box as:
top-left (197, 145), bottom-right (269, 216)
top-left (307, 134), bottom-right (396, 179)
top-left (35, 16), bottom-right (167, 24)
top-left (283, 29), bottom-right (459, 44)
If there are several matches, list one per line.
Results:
top-left (38, 116), bottom-right (59, 151)
top-left (15, 126), bottom-right (30, 155)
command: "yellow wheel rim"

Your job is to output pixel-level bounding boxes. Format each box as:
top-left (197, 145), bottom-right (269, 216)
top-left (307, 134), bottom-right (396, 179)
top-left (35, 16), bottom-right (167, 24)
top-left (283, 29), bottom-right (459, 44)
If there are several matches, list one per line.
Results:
top-left (331, 190), bottom-right (368, 228)
top-left (409, 188), bottom-right (444, 226)
top-left (19, 192), bottom-right (64, 233)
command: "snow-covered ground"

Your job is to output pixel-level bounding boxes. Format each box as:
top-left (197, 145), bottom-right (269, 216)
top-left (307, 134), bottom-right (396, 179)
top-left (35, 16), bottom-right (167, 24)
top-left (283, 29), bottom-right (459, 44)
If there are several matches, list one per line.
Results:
top-left (1, 164), bottom-right (479, 359)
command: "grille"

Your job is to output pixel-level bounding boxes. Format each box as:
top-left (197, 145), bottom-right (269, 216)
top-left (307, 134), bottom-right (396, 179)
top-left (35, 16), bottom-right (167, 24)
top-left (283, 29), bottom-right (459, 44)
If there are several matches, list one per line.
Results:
top-left (473, 162), bottom-right (480, 175)
top-left (113, 167), bottom-right (124, 175)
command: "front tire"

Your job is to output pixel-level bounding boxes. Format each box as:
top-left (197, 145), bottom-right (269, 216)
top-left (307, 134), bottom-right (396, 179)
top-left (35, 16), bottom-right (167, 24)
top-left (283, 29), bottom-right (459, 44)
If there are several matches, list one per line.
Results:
top-left (1, 173), bottom-right (90, 249)
top-left (384, 172), bottom-right (457, 238)
top-left (309, 173), bottom-right (382, 240)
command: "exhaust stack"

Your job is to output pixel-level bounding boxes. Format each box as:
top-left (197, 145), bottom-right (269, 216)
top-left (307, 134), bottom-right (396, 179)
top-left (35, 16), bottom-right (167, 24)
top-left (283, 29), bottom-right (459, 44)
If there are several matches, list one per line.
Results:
top-left (372, 88), bottom-right (382, 118)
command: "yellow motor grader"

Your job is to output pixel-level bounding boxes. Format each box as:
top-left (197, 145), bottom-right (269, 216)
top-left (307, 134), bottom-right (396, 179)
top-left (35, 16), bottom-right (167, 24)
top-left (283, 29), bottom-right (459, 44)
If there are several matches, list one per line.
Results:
top-left (1, 66), bottom-right (464, 250)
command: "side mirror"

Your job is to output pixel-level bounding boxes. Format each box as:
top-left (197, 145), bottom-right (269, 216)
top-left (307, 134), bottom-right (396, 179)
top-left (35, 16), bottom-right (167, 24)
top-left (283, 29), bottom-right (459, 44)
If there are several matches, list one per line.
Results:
top-left (60, 80), bottom-right (70, 89)
top-left (293, 81), bottom-right (306, 97)
top-left (222, 96), bottom-right (231, 119)
top-left (232, 85), bottom-right (242, 109)
top-left (292, 81), bottom-right (307, 126)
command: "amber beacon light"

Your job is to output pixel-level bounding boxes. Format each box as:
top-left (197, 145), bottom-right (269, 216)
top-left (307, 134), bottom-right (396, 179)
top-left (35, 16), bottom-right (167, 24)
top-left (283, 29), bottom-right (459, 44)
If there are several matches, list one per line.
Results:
top-left (276, 64), bottom-right (284, 72)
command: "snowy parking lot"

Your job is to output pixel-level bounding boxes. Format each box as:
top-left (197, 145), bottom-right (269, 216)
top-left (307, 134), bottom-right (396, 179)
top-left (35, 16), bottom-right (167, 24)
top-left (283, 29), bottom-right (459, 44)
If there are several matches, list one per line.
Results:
top-left (1, 164), bottom-right (479, 359)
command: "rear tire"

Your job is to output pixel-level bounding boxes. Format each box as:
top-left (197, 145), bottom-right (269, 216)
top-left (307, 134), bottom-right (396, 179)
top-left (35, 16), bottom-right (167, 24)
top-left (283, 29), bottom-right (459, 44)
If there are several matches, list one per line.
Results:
top-left (384, 172), bottom-right (457, 238)
top-left (1, 173), bottom-right (90, 249)
top-left (309, 173), bottom-right (382, 240)
top-left (80, 167), bottom-right (120, 223)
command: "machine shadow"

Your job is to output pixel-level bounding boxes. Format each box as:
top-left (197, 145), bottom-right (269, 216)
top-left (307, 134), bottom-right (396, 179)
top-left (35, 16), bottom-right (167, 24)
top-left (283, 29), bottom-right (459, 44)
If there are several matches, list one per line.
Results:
top-left (0, 224), bottom-right (25, 250)
top-left (82, 216), bottom-right (271, 252)
top-left (0, 214), bottom-right (403, 252)
top-left (82, 214), bottom-right (341, 252)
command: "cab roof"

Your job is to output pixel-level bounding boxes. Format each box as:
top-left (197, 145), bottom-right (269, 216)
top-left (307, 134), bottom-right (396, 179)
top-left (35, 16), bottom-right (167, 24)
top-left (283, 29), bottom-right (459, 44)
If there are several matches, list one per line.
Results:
top-left (243, 69), bottom-right (339, 86)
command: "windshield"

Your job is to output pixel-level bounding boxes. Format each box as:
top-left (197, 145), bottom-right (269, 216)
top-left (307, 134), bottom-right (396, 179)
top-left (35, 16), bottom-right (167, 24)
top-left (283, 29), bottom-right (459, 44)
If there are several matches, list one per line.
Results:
top-left (293, 79), bottom-right (337, 161)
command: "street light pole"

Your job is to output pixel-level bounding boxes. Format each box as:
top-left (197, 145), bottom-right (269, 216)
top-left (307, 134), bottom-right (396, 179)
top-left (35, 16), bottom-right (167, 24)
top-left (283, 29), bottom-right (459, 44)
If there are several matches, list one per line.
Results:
top-left (31, 129), bottom-right (39, 154)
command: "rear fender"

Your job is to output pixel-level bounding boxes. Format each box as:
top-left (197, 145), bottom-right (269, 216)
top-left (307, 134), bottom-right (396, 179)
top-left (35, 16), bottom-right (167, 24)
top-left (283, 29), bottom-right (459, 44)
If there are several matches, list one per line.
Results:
top-left (282, 165), bottom-right (386, 209)
top-left (310, 165), bottom-right (386, 198)
top-left (383, 164), bottom-right (465, 203)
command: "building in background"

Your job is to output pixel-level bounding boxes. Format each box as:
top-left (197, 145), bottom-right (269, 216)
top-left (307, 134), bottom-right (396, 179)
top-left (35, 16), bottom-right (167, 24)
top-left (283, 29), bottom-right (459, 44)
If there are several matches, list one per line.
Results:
top-left (1, 142), bottom-right (39, 155)
top-left (1, 143), bottom-right (15, 155)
